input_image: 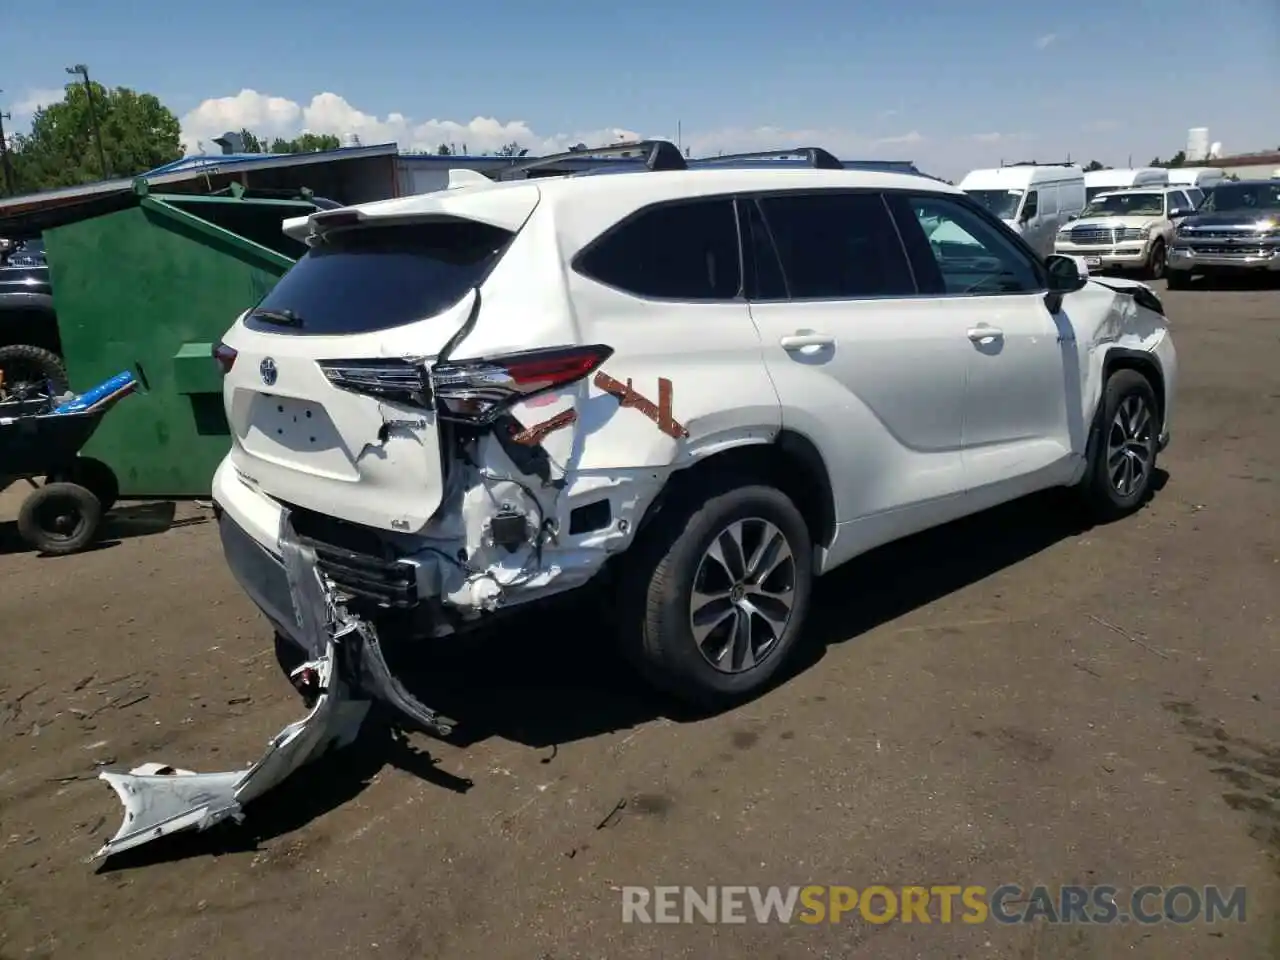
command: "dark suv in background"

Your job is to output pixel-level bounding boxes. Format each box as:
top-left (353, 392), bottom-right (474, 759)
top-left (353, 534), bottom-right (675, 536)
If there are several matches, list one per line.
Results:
top-left (1166, 180), bottom-right (1280, 288)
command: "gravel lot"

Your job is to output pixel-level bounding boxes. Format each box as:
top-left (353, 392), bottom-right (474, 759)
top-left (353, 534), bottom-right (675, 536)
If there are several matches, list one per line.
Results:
top-left (1, 280), bottom-right (1277, 960)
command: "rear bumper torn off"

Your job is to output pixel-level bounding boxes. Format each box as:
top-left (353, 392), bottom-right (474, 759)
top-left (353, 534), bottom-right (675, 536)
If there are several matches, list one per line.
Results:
top-left (91, 511), bottom-right (453, 862)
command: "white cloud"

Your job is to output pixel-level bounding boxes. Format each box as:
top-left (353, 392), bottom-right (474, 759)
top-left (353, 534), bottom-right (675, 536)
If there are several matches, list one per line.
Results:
top-left (969, 132), bottom-right (1025, 143)
top-left (178, 88), bottom-right (642, 156)
top-left (177, 89), bottom-right (931, 161)
top-left (11, 87), bottom-right (66, 119)
top-left (1034, 32), bottom-right (1057, 49)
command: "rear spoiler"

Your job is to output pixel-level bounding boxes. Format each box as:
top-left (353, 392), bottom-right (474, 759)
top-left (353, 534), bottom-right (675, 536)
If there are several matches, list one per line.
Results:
top-left (281, 169), bottom-right (499, 243)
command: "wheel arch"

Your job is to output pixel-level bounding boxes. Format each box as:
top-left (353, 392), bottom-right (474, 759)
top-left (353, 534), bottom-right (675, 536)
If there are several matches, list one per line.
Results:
top-left (635, 428), bottom-right (837, 553)
top-left (1102, 346), bottom-right (1166, 428)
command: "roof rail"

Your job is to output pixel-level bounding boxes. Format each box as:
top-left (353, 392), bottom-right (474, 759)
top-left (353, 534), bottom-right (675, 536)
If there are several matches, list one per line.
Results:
top-left (1000, 159), bottom-right (1077, 168)
top-left (497, 139), bottom-right (687, 180)
top-left (693, 147), bottom-right (843, 170)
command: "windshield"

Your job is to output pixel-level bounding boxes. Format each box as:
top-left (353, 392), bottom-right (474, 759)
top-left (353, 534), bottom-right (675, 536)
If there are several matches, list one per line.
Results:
top-left (1082, 192), bottom-right (1165, 218)
top-left (964, 189), bottom-right (1023, 220)
top-left (1199, 182), bottom-right (1280, 214)
top-left (1085, 186), bottom-right (1123, 202)
top-left (245, 219), bottom-right (513, 336)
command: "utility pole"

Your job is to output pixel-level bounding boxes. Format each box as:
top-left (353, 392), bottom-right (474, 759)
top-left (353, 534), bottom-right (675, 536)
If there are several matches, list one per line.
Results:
top-left (0, 91), bottom-right (16, 196)
top-left (66, 63), bottom-right (110, 180)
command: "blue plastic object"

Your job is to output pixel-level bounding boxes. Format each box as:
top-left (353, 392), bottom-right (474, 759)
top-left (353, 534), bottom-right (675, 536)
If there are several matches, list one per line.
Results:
top-left (49, 370), bottom-right (139, 415)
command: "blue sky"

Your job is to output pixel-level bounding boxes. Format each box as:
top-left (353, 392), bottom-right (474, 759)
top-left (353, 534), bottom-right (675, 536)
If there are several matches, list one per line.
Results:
top-left (4, 0), bottom-right (1277, 179)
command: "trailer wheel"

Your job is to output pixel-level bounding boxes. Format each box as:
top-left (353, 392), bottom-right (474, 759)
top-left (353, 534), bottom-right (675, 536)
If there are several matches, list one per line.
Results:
top-left (0, 344), bottom-right (69, 402)
top-left (17, 482), bottom-right (102, 555)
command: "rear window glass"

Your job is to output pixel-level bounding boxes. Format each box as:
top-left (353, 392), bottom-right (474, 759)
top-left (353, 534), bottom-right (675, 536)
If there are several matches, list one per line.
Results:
top-left (245, 219), bottom-right (513, 336)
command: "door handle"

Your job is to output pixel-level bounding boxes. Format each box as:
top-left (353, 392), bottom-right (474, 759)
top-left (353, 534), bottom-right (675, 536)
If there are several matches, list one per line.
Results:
top-left (780, 333), bottom-right (836, 350)
top-left (967, 326), bottom-right (1004, 343)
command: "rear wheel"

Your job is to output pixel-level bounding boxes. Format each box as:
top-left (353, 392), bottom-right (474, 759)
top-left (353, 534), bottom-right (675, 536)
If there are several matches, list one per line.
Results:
top-left (618, 481), bottom-right (814, 708)
top-left (1077, 369), bottom-right (1160, 522)
top-left (0, 344), bottom-right (69, 404)
top-left (17, 482), bottom-right (102, 555)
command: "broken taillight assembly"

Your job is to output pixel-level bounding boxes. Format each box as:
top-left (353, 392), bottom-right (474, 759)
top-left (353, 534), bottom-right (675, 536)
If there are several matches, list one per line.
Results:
top-left (213, 341), bottom-right (237, 375)
top-left (431, 344), bottom-right (614, 424)
top-left (317, 359), bottom-right (434, 408)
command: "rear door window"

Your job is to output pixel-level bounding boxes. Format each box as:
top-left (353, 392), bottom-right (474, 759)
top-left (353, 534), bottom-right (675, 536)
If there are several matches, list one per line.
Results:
top-left (245, 219), bottom-right (513, 336)
top-left (755, 191), bottom-right (916, 299)
top-left (574, 198), bottom-right (742, 300)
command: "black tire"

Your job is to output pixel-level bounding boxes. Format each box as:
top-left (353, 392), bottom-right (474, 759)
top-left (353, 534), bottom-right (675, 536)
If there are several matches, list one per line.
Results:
top-left (617, 481), bottom-right (814, 709)
top-left (1165, 269), bottom-right (1191, 290)
top-left (0, 344), bottom-right (69, 401)
top-left (1145, 239), bottom-right (1166, 280)
top-left (1077, 369), bottom-right (1160, 522)
top-left (17, 482), bottom-right (102, 555)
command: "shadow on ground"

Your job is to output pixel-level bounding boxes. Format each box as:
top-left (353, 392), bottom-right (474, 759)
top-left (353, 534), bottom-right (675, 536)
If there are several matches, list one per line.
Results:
top-left (391, 478), bottom-right (1165, 750)
top-left (0, 500), bottom-right (208, 556)
top-left (93, 477), bottom-right (1168, 869)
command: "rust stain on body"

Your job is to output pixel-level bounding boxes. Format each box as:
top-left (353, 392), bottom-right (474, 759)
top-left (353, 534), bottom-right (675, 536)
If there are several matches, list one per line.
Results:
top-left (594, 371), bottom-right (690, 439)
top-left (512, 409), bottom-right (578, 446)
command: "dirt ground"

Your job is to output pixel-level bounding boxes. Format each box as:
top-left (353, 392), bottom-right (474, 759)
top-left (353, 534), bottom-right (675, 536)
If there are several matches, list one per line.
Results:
top-left (1, 280), bottom-right (1278, 960)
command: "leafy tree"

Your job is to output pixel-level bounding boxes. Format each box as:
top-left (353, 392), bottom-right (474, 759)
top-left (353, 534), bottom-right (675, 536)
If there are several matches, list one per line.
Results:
top-left (436, 143), bottom-right (453, 155)
top-left (1149, 150), bottom-right (1187, 169)
top-left (494, 141), bottom-right (528, 157)
top-left (9, 81), bottom-right (182, 191)
top-left (237, 128), bottom-right (266, 153)
top-left (1083, 159), bottom-right (1108, 172)
top-left (268, 132), bottom-right (341, 153)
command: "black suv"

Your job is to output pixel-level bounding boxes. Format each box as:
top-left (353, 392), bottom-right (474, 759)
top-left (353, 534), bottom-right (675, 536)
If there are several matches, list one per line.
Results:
top-left (1166, 179), bottom-right (1280, 288)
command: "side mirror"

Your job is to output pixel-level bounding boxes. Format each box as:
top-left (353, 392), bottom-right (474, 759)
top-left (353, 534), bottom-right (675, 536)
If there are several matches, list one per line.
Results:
top-left (1045, 254), bottom-right (1088, 292)
top-left (0, 238), bottom-right (12, 255)
top-left (1169, 207), bottom-right (1193, 219)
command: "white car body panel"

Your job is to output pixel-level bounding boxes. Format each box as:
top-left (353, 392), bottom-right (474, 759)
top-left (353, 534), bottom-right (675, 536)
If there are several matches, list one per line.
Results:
top-left (213, 162), bottom-right (1176, 632)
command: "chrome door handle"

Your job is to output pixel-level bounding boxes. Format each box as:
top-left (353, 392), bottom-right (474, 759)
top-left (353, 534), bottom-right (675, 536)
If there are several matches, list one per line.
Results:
top-left (967, 327), bottom-right (1004, 343)
top-left (780, 333), bottom-right (836, 350)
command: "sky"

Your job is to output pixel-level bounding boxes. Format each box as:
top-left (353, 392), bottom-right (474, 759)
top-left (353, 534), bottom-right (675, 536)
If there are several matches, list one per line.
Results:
top-left (3, 0), bottom-right (1278, 181)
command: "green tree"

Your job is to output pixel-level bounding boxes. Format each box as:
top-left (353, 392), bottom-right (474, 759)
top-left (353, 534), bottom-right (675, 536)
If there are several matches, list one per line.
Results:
top-left (1149, 150), bottom-right (1187, 169)
top-left (436, 143), bottom-right (453, 155)
top-left (1083, 159), bottom-right (1108, 172)
top-left (10, 81), bottom-right (182, 191)
top-left (238, 128), bottom-right (266, 153)
top-left (268, 132), bottom-right (342, 153)
top-left (494, 141), bottom-right (528, 157)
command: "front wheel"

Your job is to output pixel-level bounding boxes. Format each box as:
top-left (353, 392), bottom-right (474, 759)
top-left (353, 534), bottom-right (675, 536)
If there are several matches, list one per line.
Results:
top-left (1145, 239), bottom-right (1166, 280)
top-left (618, 482), bottom-right (814, 709)
top-left (1076, 369), bottom-right (1160, 522)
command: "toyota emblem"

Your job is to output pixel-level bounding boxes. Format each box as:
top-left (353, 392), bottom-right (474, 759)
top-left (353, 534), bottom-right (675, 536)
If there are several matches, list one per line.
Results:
top-left (260, 357), bottom-right (278, 386)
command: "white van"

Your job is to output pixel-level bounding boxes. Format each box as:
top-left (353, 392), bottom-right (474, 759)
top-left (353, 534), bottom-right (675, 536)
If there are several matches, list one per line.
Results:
top-left (957, 164), bottom-right (1087, 257)
top-left (1167, 167), bottom-right (1227, 197)
top-left (1084, 167), bottom-right (1168, 203)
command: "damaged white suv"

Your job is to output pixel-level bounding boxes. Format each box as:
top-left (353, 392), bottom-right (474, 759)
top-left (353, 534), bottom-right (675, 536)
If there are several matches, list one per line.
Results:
top-left (211, 142), bottom-right (1177, 715)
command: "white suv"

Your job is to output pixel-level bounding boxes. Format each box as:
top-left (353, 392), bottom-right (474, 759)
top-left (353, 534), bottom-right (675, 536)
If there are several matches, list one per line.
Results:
top-left (210, 142), bottom-right (1177, 713)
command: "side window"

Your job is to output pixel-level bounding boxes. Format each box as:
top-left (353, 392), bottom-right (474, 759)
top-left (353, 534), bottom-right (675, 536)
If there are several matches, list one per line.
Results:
top-left (575, 198), bottom-right (741, 300)
top-left (1039, 185), bottom-right (1059, 216)
top-left (1172, 190), bottom-right (1193, 213)
top-left (755, 192), bottom-right (916, 299)
top-left (1186, 188), bottom-right (1204, 208)
top-left (742, 201), bottom-right (788, 300)
top-left (893, 194), bottom-right (1043, 296)
top-left (1022, 190), bottom-right (1040, 219)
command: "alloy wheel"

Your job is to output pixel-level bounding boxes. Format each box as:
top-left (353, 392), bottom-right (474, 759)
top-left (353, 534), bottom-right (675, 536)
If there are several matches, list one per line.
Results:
top-left (1107, 394), bottom-right (1155, 497)
top-left (689, 517), bottom-right (797, 673)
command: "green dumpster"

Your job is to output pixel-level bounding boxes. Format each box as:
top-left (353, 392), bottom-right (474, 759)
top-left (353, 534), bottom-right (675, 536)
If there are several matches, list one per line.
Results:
top-left (44, 186), bottom-right (319, 497)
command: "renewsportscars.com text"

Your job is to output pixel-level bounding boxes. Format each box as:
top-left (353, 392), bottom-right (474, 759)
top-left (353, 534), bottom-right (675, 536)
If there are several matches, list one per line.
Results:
top-left (620, 884), bottom-right (1247, 925)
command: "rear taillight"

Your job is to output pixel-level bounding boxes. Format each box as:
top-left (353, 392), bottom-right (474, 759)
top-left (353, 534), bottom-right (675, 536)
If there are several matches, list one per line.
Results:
top-left (213, 341), bottom-right (237, 375)
top-left (318, 359), bottom-right (433, 408)
top-left (431, 344), bottom-right (613, 423)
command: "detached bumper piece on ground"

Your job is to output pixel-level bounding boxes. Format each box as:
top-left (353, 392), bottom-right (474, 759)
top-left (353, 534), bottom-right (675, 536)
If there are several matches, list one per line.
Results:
top-left (91, 513), bottom-right (456, 863)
